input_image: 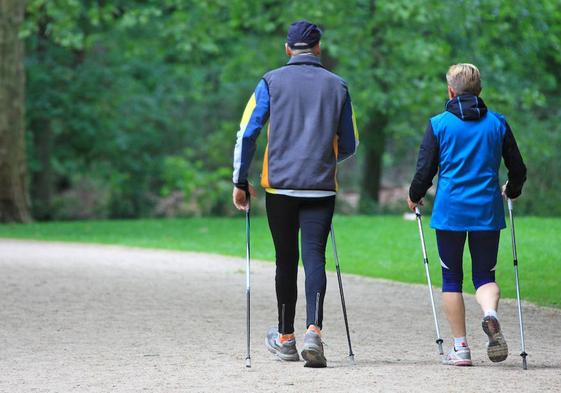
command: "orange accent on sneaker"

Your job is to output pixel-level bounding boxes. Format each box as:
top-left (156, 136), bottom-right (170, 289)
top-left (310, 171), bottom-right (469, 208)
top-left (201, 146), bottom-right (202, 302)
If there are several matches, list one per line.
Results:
top-left (307, 325), bottom-right (321, 336)
top-left (279, 334), bottom-right (295, 343)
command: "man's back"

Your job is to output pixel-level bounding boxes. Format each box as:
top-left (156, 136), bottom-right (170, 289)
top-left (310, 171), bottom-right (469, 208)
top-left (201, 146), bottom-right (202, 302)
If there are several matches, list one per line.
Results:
top-left (262, 54), bottom-right (350, 191)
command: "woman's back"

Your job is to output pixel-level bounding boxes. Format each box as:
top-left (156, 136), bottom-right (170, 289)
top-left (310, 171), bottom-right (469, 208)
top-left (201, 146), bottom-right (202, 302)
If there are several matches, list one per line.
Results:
top-left (431, 96), bottom-right (506, 230)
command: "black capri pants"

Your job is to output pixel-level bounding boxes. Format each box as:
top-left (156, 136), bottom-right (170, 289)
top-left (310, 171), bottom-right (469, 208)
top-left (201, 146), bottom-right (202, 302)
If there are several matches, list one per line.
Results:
top-left (436, 229), bottom-right (501, 293)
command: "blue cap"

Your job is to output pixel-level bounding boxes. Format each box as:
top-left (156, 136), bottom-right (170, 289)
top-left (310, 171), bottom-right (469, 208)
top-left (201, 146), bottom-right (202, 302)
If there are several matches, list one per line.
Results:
top-left (286, 20), bottom-right (322, 49)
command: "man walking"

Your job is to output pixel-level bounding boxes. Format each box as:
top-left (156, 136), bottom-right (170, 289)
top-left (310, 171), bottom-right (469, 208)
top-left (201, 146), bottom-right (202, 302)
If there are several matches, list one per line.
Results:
top-left (408, 63), bottom-right (526, 366)
top-left (232, 20), bottom-right (359, 368)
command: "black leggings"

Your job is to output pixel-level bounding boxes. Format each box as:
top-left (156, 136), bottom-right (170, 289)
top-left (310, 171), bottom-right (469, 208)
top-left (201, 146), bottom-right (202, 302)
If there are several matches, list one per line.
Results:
top-left (266, 193), bottom-right (335, 334)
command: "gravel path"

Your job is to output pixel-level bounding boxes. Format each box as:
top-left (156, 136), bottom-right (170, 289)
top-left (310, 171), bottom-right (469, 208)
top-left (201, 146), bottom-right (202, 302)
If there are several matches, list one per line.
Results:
top-left (0, 239), bottom-right (559, 392)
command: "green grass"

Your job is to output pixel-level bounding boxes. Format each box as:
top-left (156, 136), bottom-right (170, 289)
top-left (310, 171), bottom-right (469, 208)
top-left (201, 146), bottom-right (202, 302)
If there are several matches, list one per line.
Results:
top-left (0, 215), bottom-right (558, 308)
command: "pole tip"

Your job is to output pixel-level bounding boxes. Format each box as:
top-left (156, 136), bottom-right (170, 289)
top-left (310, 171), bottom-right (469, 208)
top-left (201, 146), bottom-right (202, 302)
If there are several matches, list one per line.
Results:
top-left (349, 354), bottom-right (355, 364)
top-left (436, 339), bottom-right (444, 355)
top-left (245, 358), bottom-right (251, 368)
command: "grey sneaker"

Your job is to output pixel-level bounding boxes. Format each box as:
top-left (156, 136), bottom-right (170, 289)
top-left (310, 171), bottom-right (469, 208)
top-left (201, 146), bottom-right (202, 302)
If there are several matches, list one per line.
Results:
top-left (301, 327), bottom-right (327, 368)
top-left (442, 346), bottom-right (473, 366)
top-left (265, 327), bottom-right (300, 361)
top-left (482, 316), bottom-right (508, 362)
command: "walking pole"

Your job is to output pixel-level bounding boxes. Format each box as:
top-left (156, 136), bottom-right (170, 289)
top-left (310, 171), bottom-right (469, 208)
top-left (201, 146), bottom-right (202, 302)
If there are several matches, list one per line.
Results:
top-left (414, 207), bottom-right (444, 356)
top-left (244, 195), bottom-right (252, 368)
top-left (330, 223), bottom-right (355, 362)
top-left (507, 198), bottom-right (528, 370)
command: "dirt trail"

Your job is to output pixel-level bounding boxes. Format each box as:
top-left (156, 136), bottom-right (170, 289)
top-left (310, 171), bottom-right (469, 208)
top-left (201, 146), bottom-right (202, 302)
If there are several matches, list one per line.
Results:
top-left (0, 239), bottom-right (559, 392)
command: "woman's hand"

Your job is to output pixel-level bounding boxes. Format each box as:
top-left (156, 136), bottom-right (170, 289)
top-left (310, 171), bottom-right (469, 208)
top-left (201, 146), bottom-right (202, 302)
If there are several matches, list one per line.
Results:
top-left (407, 196), bottom-right (423, 212)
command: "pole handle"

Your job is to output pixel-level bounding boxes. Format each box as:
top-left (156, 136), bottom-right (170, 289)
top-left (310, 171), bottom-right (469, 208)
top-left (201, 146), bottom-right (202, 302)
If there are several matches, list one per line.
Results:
top-left (507, 198), bottom-right (513, 211)
top-left (245, 191), bottom-right (251, 212)
top-left (415, 206), bottom-right (421, 217)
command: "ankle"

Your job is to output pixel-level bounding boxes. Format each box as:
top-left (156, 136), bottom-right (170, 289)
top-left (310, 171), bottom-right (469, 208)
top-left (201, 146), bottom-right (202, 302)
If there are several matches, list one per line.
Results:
top-left (454, 336), bottom-right (469, 350)
top-left (279, 333), bottom-right (295, 343)
top-left (307, 325), bottom-right (321, 336)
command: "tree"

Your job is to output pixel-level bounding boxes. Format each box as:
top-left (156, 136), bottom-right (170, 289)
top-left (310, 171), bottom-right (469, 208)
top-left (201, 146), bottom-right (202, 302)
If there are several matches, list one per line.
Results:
top-left (442, 0), bottom-right (561, 215)
top-left (0, 0), bottom-right (31, 222)
top-left (316, 0), bottom-right (449, 208)
top-left (16, 0), bottom-right (561, 219)
top-left (22, 0), bottom-right (286, 219)
top-left (23, 0), bottom-right (122, 218)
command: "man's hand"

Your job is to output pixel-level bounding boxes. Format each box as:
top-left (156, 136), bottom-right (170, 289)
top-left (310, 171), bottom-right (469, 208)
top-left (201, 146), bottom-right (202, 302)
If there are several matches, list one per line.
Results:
top-left (407, 196), bottom-right (423, 212)
top-left (233, 184), bottom-right (257, 211)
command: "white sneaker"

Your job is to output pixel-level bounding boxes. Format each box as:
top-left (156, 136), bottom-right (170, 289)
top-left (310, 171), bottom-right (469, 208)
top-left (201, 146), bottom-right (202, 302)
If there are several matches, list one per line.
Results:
top-left (442, 345), bottom-right (473, 366)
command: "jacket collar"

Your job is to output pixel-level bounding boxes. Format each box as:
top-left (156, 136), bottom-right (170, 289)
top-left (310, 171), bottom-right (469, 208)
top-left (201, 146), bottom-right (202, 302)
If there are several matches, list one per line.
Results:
top-left (286, 54), bottom-right (324, 67)
top-left (445, 94), bottom-right (488, 120)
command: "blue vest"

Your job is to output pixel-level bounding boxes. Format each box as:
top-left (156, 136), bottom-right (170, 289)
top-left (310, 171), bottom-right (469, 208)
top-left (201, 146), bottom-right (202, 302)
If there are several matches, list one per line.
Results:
top-left (430, 97), bottom-right (507, 231)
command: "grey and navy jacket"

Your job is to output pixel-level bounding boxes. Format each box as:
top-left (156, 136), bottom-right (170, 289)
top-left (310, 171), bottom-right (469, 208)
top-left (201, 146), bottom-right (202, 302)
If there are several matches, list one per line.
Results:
top-left (232, 54), bottom-right (359, 194)
top-left (409, 95), bottom-right (527, 231)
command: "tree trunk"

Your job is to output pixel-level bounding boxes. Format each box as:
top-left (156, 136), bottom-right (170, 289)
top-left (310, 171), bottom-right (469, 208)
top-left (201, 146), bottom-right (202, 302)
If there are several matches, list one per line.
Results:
top-left (359, 0), bottom-right (388, 208)
top-left (0, 0), bottom-right (31, 222)
top-left (30, 24), bottom-right (54, 220)
top-left (30, 118), bottom-right (53, 220)
top-left (360, 114), bottom-right (387, 203)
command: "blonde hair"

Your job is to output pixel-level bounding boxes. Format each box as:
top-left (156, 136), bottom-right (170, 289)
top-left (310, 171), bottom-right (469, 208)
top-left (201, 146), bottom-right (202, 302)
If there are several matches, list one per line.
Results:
top-left (446, 63), bottom-right (481, 95)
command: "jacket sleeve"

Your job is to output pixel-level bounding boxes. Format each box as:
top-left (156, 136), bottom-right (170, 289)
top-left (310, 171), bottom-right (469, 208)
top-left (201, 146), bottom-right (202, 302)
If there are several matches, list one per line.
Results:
top-left (232, 79), bottom-right (270, 190)
top-left (336, 91), bottom-right (359, 163)
top-left (409, 121), bottom-right (439, 203)
top-left (502, 122), bottom-right (527, 198)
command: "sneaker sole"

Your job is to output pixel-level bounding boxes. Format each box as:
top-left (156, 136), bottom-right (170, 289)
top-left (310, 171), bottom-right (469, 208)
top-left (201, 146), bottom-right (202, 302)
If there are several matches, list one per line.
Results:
top-left (443, 359), bottom-right (473, 367)
top-left (482, 317), bottom-right (509, 363)
top-left (301, 345), bottom-right (327, 368)
top-left (265, 337), bottom-right (300, 361)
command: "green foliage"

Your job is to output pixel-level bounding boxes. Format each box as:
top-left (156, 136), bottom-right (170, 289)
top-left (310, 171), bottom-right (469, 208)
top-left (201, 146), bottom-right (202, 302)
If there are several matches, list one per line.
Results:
top-left (511, 116), bottom-right (561, 215)
top-left (21, 0), bottom-right (561, 219)
top-left (442, 0), bottom-right (561, 215)
top-left (161, 151), bottom-right (232, 216)
top-left (0, 215), bottom-right (558, 308)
